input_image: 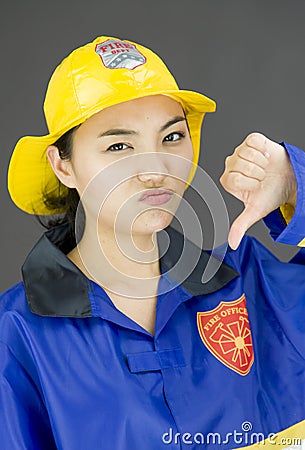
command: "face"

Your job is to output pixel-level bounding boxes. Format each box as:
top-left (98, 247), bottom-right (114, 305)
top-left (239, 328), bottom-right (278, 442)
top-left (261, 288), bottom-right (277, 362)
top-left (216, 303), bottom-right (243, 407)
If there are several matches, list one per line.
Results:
top-left (56, 95), bottom-right (194, 237)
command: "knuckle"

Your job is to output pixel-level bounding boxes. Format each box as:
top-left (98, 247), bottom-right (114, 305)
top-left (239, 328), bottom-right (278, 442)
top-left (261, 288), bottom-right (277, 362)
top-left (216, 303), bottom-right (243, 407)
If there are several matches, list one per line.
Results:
top-left (233, 173), bottom-right (242, 190)
top-left (246, 163), bottom-right (255, 177)
top-left (224, 155), bottom-right (232, 168)
top-left (245, 132), bottom-right (265, 149)
top-left (239, 146), bottom-right (268, 169)
top-left (219, 173), bottom-right (228, 188)
top-left (247, 148), bottom-right (258, 162)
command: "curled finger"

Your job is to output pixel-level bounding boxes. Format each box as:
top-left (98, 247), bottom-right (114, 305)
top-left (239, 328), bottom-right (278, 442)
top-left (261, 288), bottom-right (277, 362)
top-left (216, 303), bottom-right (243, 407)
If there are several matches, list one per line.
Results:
top-left (221, 171), bottom-right (261, 195)
top-left (237, 146), bottom-right (270, 169)
top-left (228, 158), bottom-right (266, 181)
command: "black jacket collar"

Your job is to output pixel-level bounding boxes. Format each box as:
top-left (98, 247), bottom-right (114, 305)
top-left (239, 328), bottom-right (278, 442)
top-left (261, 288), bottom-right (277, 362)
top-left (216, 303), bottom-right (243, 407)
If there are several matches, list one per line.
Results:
top-left (22, 222), bottom-right (239, 317)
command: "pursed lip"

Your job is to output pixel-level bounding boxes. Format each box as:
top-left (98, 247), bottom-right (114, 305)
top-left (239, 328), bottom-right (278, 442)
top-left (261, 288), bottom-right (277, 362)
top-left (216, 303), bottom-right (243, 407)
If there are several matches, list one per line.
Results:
top-left (139, 188), bottom-right (174, 205)
top-left (139, 189), bottom-right (173, 201)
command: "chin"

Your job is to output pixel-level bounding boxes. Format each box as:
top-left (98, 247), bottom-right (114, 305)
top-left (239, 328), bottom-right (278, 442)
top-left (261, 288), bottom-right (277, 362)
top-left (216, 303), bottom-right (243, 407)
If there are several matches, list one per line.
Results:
top-left (132, 210), bottom-right (174, 235)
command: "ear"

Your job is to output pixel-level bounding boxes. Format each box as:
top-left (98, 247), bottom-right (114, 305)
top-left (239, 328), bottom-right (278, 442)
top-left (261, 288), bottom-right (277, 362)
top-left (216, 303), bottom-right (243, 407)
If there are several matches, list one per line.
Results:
top-left (46, 145), bottom-right (76, 188)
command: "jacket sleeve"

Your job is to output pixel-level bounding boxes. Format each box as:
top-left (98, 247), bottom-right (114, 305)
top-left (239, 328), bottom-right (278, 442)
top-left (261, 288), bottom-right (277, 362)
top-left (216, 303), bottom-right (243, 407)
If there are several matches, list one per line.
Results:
top-left (232, 141), bottom-right (305, 363)
top-left (263, 142), bottom-right (305, 247)
top-left (229, 233), bottom-right (305, 364)
top-left (0, 341), bottom-right (56, 450)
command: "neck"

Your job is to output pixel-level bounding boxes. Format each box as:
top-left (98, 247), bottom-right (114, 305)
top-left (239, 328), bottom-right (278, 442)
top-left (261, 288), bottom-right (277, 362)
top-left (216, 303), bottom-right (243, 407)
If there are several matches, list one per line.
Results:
top-left (68, 222), bottom-right (161, 299)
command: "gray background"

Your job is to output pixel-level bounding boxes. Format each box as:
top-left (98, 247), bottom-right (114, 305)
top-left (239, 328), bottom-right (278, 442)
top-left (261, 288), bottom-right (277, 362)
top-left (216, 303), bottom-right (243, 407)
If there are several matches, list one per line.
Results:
top-left (1, 0), bottom-right (305, 292)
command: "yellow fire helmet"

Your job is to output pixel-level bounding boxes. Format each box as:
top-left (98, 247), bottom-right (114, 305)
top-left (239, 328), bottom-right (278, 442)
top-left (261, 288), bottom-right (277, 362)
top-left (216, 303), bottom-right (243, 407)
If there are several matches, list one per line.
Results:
top-left (8, 35), bottom-right (216, 215)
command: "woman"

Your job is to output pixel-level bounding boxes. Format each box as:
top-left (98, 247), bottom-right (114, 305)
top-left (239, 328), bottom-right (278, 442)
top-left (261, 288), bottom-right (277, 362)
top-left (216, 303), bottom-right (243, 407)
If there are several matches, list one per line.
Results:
top-left (1, 35), bottom-right (305, 449)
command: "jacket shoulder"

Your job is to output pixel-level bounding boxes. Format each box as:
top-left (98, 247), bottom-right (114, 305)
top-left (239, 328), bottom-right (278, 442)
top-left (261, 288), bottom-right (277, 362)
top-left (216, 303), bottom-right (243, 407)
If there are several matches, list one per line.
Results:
top-left (223, 234), bottom-right (284, 274)
top-left (0, 282), bottom-right (29, 315)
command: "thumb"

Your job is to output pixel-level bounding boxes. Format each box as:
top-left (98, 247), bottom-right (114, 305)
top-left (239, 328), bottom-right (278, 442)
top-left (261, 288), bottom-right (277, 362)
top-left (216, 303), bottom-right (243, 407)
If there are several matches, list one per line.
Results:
top-left (228, 206), bottom-right (262, 250)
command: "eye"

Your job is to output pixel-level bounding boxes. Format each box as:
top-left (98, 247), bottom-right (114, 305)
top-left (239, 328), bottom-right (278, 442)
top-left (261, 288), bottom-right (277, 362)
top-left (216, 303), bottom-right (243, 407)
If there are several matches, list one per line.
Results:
top-left (107, 142), bottom-right (131, 152)
top-left (163, 132), bottom-right (185, 143)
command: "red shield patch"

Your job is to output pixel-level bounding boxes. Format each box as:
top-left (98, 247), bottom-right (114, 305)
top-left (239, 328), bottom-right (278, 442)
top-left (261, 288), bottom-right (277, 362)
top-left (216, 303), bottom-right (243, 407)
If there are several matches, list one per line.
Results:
top-left (197, 294), bottom-right (254, 376)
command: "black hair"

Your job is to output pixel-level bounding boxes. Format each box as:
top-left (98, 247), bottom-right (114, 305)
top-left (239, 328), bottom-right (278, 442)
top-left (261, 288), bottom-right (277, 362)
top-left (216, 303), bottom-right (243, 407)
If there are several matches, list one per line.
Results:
top-left (36, 125), bottom-right (85, 241)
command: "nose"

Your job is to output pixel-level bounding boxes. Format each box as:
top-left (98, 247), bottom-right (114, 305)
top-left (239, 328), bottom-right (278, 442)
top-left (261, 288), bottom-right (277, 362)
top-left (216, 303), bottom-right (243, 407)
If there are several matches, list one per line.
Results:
top-left (136, 152), bottom-right (169, 185)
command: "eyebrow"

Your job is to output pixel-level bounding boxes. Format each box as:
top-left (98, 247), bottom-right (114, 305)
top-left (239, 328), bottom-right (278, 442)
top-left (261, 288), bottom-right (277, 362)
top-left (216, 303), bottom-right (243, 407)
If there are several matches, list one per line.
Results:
top-left (98, 116), bottom-right (187, 138)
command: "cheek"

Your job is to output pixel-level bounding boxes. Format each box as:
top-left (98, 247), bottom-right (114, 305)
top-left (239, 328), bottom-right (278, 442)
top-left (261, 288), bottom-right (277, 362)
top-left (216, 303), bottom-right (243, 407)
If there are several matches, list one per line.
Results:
top-left (86, 180), bottom-right (132, 226)
top-left (70, 164), bottom-right (111, 219)
top-left (186, 141), bottom-right (195, 162)
top-left (170, 146), bottom-right (194, 185)
top-left (71, 154), bottom-right (118, 201)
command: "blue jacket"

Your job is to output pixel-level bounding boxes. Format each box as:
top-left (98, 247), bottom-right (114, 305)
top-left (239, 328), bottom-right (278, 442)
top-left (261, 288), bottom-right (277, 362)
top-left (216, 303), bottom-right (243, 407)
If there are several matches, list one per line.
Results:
top-left (1, 143), bottom-right (305, 450)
